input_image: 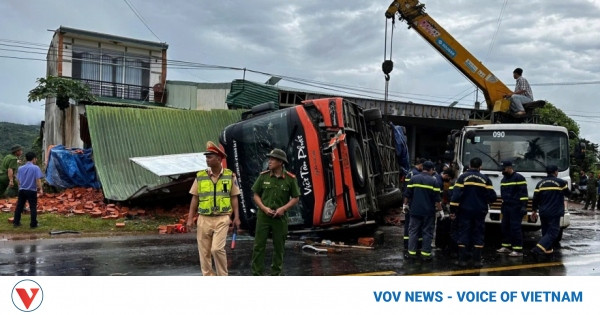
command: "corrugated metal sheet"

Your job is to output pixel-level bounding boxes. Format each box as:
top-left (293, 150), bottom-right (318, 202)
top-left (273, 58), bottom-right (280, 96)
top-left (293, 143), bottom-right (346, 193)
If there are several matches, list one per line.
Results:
top-left (226, 79), bottom-right (279, 109)
top-left (86, 106), bottom-right (243, 201)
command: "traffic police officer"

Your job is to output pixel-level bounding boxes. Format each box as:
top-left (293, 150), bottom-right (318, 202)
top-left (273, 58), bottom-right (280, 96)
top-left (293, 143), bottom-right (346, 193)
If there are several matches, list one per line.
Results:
top-left (251, 148), bottom-right (300, 276)
top-left (0, 144), bottom-right (23, 197)
top-left (186, 141), bottom-right (241, 276)
top-left (531, 165), bottom-right (570, 259)
top-left (497, 161), bottom-right (528, 257)
top-left (403, 161), bottom-right (442, 260)
top-left (450, 157), bottom-right (497, 267)
top-left (402, 158), bottom-right (426, 253)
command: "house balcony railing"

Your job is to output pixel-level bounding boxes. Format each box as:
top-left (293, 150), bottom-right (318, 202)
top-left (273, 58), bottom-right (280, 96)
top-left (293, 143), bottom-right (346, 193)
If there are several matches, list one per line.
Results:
top-left (73, 78), bottom-right (161, 103)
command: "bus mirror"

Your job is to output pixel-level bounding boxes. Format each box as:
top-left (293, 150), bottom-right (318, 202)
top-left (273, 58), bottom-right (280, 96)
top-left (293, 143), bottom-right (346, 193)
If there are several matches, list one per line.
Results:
top-left (568, 131), bottom-right (577, 139)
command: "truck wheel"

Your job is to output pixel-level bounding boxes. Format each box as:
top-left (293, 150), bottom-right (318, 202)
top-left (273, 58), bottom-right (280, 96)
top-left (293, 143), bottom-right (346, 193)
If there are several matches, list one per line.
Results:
top-left (348, 136), bottom-right (367, 192)
top-left (376, 188), bottom-right (403, 209)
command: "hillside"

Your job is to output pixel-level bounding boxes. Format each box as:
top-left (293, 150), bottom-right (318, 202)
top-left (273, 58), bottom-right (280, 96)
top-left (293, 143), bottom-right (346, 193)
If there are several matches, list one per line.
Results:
top-left (0, 122), bottom-right (40, 156)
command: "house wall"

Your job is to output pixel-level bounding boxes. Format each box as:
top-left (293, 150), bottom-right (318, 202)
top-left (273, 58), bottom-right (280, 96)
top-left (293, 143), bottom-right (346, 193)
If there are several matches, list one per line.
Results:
top-left (196, 88), bottom-right (230, 110)
top-left (43, 29), bottom-right (167, 157)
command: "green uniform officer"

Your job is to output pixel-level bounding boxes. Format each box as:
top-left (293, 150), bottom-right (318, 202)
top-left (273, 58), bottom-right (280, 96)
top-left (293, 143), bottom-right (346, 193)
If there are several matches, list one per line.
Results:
top-left (0, 145), bottom-right (23, 198)
top-left (251, 148), bottom-right (300, 276)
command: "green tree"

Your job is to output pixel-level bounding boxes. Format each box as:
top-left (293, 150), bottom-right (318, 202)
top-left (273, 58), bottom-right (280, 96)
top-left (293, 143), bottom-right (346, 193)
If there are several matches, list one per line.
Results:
top-left (536, 102), bottom-right (598, 173)
top-left (28, 76), bottom-right (96, 110)
top-left (535, 102), bottom-right (579, 136)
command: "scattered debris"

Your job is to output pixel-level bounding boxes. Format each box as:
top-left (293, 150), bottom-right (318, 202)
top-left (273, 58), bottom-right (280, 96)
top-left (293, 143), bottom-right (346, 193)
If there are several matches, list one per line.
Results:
top-left (318, 239), bottom-right (374, 250)
top-left (302, 244), bottom-right (328, 254)
top-left (0, 187), bottom-right (191, 234)
top-left (49, 230), bottom-right (81, 235)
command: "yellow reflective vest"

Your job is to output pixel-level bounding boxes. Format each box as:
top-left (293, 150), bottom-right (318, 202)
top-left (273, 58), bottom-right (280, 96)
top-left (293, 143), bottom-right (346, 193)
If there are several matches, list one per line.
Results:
top-left (196, 168), bottom-right (233, 215)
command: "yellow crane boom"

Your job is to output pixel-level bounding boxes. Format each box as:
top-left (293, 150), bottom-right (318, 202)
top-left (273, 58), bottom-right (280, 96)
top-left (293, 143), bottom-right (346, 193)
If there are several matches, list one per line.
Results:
top-left (386, 0), bottom-right (511, 112)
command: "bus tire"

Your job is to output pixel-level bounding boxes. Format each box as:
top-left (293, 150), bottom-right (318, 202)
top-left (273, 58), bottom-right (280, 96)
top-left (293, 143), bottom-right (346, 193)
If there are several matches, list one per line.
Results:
top-left (364, 108), bottom-right (382, 122)
top-left (376, 188), bottom-right (403, 209)
top-left (348, 136), bottom-right (367, 192)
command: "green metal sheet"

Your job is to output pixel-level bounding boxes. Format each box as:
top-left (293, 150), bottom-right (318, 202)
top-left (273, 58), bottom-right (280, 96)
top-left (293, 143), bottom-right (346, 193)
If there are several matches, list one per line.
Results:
top-left (225, 79), bottom-right (279, 109)
top-left (86, 106), bottom-right (242, 201)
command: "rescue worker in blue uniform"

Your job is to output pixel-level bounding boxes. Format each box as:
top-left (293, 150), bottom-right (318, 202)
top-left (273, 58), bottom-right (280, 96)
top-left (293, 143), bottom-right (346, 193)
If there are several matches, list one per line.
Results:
top-left (403, 161), bottom-right (442, 260)
top-left (436, 168), bottom-right (458, 257)
top-left (496, 161), bottom-right (528, 257)
top-left (450, 157), bottom-right (497, 267)
top-left (531, 165), bottom-right (570, 259)
top-left (402, 158), bottom-right (426, 254)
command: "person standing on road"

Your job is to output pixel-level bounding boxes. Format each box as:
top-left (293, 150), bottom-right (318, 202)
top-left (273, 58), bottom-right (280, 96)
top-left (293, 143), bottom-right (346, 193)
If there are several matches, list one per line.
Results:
top-left (402, 158), bottom-right (426, 253)
top-left (583, 171), bottom-right (596, 210)
top-left (251, 148), bottom-right (300, 276)
top-left (496, 161), bottom-right (528, 257)
top-left (578, 170), bottom-right (588, 205)
top-left (0, 145), bottom-right (24, 198)
top-left (531, 165), bottom-right (570, 259)
top-left (450, 157), bottom-right (497, 267)
top-left (13, 152), bottom-right (44, 228)
top-left (403, 161), bottom-right (442, 261)
top-left (186, 141), bottom-right (241, 276)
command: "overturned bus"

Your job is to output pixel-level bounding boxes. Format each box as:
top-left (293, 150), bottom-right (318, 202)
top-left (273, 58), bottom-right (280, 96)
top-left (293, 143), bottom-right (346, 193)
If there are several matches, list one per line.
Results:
top-left (219, 98), bottom-right (407, 234)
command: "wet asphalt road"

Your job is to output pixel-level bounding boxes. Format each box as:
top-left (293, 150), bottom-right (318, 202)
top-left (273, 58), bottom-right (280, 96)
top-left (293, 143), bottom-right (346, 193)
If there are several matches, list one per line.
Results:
top-left (1, 206), bottom-right (599, 276)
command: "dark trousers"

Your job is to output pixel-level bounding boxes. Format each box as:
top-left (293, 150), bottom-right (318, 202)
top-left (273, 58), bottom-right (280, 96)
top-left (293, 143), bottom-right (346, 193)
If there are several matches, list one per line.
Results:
top-left (403, 214), bottom-right (422, 250)
top-left (537, 215), bottom-right (561, 252)
top-left (14, 189), bottom-right (38, 227)
top-left (408, 215), bottom-right (435, 256)
top-left (251, 211), bottom-right (288, 276)
top-left (584, 191), bottom-right (596, 210)
top-left (457, 211), bottom-right (486, 248)
top-left (500, 205), bottom-right (524, 251)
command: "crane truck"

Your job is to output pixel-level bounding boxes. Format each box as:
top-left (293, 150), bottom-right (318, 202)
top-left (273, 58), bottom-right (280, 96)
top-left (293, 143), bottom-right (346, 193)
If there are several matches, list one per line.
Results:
top-left (385, 0), bottom-right (573, 237)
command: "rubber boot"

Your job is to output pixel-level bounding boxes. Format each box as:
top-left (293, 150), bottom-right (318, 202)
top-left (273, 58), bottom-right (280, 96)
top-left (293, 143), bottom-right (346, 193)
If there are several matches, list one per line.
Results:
top-left (472, 247), bottom-right (483, 268)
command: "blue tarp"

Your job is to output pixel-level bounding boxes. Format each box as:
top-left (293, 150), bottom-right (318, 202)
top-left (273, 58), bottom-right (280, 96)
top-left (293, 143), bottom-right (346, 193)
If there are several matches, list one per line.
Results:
top-left (46, 145), bottom-right (101, 189)
top-left (391, 123), bottom-right (410, 176)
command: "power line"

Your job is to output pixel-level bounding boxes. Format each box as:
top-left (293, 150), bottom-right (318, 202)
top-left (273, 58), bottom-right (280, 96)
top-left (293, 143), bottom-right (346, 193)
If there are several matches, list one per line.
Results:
top-left (485, 0), bottom-right (508, 61)
top-left (2, 39), bottom-right (600, 107)
top-left (123, 0), bottom-right (161, 42)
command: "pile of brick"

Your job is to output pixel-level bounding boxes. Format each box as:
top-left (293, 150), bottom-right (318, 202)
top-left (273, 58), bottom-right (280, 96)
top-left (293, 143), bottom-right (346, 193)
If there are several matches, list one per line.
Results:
top-left (383, 208), bottom-right (404, 226)
top-left (0, 187), bottom-right (190, 232)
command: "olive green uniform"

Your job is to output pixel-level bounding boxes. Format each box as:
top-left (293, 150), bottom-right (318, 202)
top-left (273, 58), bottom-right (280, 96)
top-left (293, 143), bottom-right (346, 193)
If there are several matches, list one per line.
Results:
top-left (0, 154), bottom-right (19, 197)
top-left (251, 169), bottom-right (300, 276)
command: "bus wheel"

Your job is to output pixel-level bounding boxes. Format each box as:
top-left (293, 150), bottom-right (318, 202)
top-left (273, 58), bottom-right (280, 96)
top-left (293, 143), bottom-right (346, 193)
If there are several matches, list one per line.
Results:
top-left (364, 108), bottom-right (384, 131)
top-left (348, 136), bottom-right (367, 192)
top-left (376, 188), bottom-right (403, 209)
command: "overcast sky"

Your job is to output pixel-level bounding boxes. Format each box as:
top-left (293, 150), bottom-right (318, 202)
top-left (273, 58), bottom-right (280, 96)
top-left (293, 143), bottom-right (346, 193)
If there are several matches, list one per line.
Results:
top-left (1, 0), bottom-right (599, 144)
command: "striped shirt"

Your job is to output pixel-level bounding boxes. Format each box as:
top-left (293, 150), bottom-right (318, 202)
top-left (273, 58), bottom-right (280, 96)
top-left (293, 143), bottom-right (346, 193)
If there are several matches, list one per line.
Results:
top-left (515, 76), bottom-right (533, 99)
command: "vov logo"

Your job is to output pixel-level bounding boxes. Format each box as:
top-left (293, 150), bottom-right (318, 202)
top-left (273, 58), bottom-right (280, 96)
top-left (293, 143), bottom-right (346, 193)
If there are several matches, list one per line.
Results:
top-left (11, 279), bottom-right (44, 312)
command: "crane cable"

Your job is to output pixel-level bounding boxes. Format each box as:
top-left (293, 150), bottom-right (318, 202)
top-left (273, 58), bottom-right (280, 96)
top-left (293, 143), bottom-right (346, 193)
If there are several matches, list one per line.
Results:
top-left (382, 16), bottom-right (395, 115)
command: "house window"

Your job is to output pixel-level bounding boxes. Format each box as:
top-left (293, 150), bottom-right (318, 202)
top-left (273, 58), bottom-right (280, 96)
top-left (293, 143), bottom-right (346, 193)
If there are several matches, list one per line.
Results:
top-left (72, 46), bottom-right (150, 100)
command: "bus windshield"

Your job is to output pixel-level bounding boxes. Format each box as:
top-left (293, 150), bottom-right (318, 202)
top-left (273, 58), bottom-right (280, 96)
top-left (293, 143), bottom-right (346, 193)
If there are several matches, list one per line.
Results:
top-left (461, 130), bottom-right (569, 172)
top-left (224, 108), bottom-right (310, 227)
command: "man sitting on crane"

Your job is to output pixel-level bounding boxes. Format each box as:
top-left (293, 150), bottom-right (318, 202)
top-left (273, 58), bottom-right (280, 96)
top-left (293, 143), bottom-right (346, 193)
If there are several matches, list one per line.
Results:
top-left (505, 68), bottom-right (534, 117)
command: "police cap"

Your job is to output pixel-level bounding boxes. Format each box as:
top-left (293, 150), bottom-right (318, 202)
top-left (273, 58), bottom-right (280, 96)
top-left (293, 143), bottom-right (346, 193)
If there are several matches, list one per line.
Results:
top-left (422, 161), bottom-right (435, 171)
top-left (501, 160), bottom-right (513, 168)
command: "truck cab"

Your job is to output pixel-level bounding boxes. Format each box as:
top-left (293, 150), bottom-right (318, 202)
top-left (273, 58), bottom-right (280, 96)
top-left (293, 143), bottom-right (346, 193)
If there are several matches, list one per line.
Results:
top-left (451, 123), bottom-right (571, 233)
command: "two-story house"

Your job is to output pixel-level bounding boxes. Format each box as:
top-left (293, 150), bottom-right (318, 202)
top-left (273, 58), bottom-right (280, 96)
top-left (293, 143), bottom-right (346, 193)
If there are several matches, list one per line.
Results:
top-left (44, 26), bottom-right (168, 151)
